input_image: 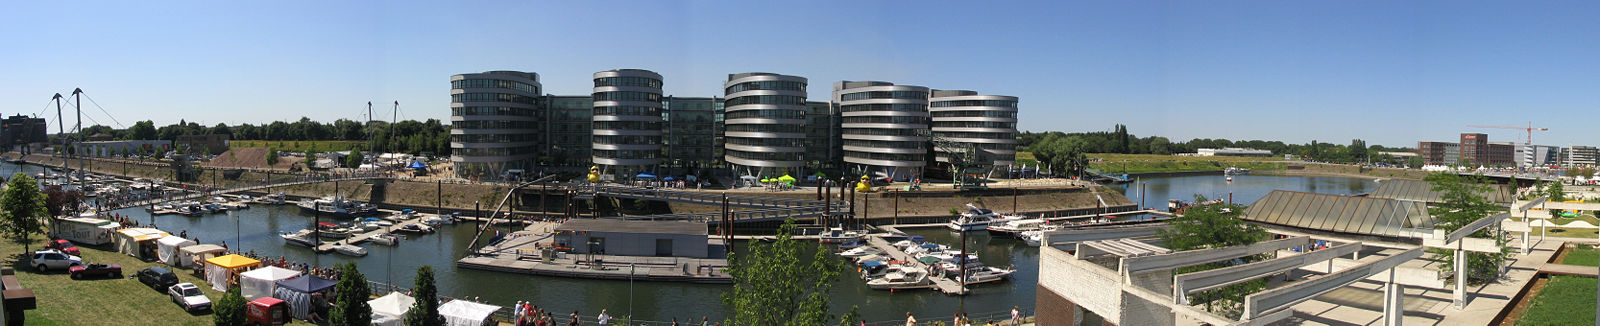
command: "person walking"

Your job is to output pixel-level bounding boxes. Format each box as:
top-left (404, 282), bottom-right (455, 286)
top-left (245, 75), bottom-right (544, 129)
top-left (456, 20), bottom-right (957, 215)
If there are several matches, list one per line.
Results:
top-left (1010, 306), bottom-right (1021, 326)
top-left (597, 309), bottom-right (612, 325)
top-left (905, 312), bottom-right (917, 326)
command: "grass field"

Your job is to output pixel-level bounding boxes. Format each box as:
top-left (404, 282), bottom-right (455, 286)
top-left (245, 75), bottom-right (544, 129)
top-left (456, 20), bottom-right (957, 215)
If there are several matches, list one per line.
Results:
top-left (1087, 153), bottom-right (1287, 174)
top-left (3, 234), bottom-right (226, 325)
top-left (232, 140), bottom-right (365, 153)
top-left (1515, 275), bottom-right (1597, 325)
top-left (1560, 244), bottom-right (1598, 267)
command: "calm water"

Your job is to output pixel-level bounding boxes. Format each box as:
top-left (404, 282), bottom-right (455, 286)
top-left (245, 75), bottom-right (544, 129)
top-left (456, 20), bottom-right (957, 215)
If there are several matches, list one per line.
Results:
top-left (12, 158), bottom-right (1378, 322)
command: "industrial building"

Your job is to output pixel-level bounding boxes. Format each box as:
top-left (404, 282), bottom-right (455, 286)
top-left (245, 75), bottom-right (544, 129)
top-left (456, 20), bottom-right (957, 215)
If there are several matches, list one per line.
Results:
top-left (1, 114), bottom-right (47, 152)
top-left (552, 219), bottom-right (722, 259)
top-left (1416, 133), bottom-right (1516, 167)
top-left (1194, 147), bottom-right (1272, 157)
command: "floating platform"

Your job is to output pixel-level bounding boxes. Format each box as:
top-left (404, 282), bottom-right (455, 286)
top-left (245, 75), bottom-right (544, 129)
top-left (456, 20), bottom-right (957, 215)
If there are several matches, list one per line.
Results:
top-left (455, 221), bottom-right (732, 283)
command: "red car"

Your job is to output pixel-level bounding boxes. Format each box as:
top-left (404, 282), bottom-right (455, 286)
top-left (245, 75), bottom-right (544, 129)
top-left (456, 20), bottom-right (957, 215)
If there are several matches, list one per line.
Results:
top-left (48, 239), bottom-right (81, 256)
top-left (246, 297), bottom-right (289, 326)
top-left (68, 263), bottom-right (122, 280)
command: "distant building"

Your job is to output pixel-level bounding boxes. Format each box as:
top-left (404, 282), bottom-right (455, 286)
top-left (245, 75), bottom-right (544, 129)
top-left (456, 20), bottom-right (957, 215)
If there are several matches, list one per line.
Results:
top-left (1459, 133), bottom-right (1489, 165)
top-left (0, 114), bottom-right (47, 152)
top-left (1418, 141), bottom-right (1459, 166)
top-left (552, 219), bottom-right (723, 259)
top-left (1566, 146), bottom-right (1598, 167)
top-left (175, 134), bottom-right (230, 155)
top-left (1195, 148), bottom-right (1272, 157)
top-left (1516, 145), bottom-right (1561, 168)
top-left (1484, 141), bottom-right (1517, 167)
top-left (73, 140), bottom-right (171, 158)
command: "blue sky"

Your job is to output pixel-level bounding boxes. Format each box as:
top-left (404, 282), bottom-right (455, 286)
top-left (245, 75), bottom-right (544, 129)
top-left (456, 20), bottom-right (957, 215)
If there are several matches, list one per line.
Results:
top-left (3, 1), bottom-right (1596, 148)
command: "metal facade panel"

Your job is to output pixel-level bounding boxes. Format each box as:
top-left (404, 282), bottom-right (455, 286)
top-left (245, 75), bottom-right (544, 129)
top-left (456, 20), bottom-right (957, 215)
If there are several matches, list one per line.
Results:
top-left (1334, 197), bottom-right (1364, 233)
top-left (1314, 195), bottom-right (1343, 230)
top-left (1268, 192), bottom-right (1298, 225)
top-left (1285, 193), bottom-right (1317, 228)
top-left (1353, 198), bottom-right (1385, 235)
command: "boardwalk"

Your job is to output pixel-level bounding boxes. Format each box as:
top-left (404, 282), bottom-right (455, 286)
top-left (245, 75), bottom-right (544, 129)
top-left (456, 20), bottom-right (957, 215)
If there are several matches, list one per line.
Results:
top-left (101, 176), bottom-right (389, 211)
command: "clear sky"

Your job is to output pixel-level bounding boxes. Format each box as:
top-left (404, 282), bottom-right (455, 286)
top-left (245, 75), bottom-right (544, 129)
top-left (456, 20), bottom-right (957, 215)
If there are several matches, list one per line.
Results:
top-left (3, 1), bottom-right (1596, 148)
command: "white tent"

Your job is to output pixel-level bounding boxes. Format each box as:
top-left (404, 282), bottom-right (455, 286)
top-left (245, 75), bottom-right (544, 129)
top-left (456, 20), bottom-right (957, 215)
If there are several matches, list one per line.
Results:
top-left (369, 292), bottom-right (416, 326)
top-left (176, 244), bottom-right (227, 269)
top-left (239, 266), bottom-right (301, 301)
top-left (439, 300), bottom-right (501, 326)
top-left (155, 236), bottom-right (196, 265)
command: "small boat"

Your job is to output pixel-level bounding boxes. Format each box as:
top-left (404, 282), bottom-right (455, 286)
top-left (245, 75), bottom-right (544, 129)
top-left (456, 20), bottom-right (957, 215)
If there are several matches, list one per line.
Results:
top-left (332, 244), bottom-right (368, 257)
top-left (1224, 166), bottom-right (1251, 176)
top-left (867, 267), bottom-right (932, 290)
top-left (370, 233), bottom-right (398, 246)
top-left (839, 246), bottom-right (881, 258)
top-left (318, 228), bottom-right (352, 240)
top-left (819, 227), bottom-right (865, 244)
top-left (280, 230), bottom-right (318, 247)
top-left (1020, 230), bottom-right (1044, 246)
top-left (261, 192), bottom-right (287, 205)
top-left (393, 224), bottom-right (434, 234)
top-left (956, 266), bottom-right (1016, 285)
top-left (948, 204), bottom-right (1008, 232)
top-left (422, 214), bottom-right (456, 226)
top-left (986, 218), bottom-right (1046, 237)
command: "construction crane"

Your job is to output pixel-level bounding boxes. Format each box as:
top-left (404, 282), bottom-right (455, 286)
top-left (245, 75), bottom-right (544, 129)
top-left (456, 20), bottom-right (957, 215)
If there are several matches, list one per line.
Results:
top-left (918, 129), bottom-right (990, 190)
top-left (1467, 122), bottom-right (1548, 145)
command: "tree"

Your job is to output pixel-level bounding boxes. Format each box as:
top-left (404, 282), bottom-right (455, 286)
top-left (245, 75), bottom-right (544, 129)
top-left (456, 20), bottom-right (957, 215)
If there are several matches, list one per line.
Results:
top-left (129, 120), bottom-right (158, 140)
top-left (265, 148), bottom-right (279, 166)
top-left (1, 173), bottom-right (49, 252)
top-left (1156, 203), bottom-right (1267, 318)
top-left (41, 186), bottom-right (81, 218)
top-left (330, 262), bottom-right (372, 326)
top-left (405, 265), bottom-right (445, 326)
top-left (213, 287), bottom-right (247, 326)
top-left (723, 218), bottom-right (849, 326)
top-left (1424, 173), bottom-right (1511, 285)
top-left (345, 152), bottom-right (364, 169)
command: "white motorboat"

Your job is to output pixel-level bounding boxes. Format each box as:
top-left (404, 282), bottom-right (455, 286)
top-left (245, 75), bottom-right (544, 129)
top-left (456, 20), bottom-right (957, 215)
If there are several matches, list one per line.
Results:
top-left (819, 227), bottom-right (865, 244)
top-left (280, 230), bottom-right (318, 247)
top-left (1020, 230), bottom-right (1044, 246)
top-left (370, 233), bottom-right (398, 246)
top-left (318, 228), bottom-right (353, 240)
top-left (948, 204), bottom-right (1009, 232)
top-left (867, 266), bottom-right (932, 290)
top-left (332, 244), bottom-right (368, 257)
top-left (956, 266), bottom-right (1016, 285)
top-left (838, 246), bottom-right (881, 258)
top-left (421, 214), bottom-right (456, 226)
top-left (986, 218), bottom-right (1046, 237)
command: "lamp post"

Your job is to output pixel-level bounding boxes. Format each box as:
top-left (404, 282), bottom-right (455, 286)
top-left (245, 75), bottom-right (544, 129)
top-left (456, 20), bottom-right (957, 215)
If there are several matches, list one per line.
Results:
top-left (628, 262), bottom-right (636, 323)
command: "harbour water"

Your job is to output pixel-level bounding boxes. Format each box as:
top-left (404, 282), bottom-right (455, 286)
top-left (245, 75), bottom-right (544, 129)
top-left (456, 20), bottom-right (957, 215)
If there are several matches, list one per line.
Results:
top-left (7, 160), bottom-right (1381, 322)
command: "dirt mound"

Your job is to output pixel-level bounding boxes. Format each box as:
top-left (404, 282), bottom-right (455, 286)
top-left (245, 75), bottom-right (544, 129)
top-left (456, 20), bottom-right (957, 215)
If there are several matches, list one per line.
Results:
top-left (203, 147), bottom-right (299, 170)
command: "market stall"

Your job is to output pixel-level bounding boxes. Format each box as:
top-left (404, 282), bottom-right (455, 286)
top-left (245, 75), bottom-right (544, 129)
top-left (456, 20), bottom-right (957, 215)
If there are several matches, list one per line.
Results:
top-left (240, 266), bottom-right (301, 301)
top-left (204, 254), bottom-right (261, 291)
top-left (368, 292), bottom-right (416, 326)
top-left (439, 300), bottom-right (501, 326)
top-left (272, 275), bottom-right (337, 321)
top-left (176, 244), bottom-right (227, 269)
top-left (113, 228), bottom-right (170, 260)
top-left (155, 235), bottom-right (196, 266)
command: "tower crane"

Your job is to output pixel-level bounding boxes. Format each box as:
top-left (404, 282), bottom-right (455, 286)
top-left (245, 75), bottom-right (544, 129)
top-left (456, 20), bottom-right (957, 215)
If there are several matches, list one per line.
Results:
top-left (1467, 122), bottom-right (1548, 145)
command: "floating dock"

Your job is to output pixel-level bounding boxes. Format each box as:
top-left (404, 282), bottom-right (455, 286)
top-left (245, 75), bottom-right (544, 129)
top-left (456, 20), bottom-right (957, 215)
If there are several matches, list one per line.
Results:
top-left (863, 235), bottom-right (966, 295)
top-left (455, 221), bottom-right (732, 283)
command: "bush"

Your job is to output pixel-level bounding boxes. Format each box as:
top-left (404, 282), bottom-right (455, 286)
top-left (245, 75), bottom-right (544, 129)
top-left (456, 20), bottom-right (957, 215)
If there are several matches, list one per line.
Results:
top-left (213, 287), bottom-right (246, 326)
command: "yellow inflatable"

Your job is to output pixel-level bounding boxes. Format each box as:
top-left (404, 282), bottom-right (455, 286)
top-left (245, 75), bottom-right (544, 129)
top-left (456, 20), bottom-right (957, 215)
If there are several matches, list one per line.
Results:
top-left (587, 166), bottom-right (600, 183)
top-left (855, 175), bottom-right (872, 192)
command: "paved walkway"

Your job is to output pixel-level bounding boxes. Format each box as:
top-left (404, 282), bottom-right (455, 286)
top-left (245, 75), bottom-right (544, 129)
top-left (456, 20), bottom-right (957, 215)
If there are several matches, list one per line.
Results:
top-left (1283, 238), bottom-right (1563, 326)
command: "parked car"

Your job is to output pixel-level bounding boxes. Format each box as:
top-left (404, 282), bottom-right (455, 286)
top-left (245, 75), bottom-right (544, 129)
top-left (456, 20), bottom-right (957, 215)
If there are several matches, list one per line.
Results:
top-left (168, 283), bottom-right (211, 313)
top-left (136, 267), bottom-right (180, 290)
top-left (67, 263), bottom-right (122, 280)
top-left (30, 250), bottom-right (82, 271)
top-left (246, 297), bottom-right (290, 326)
top-left (47, 239), bottom-right (81, 256)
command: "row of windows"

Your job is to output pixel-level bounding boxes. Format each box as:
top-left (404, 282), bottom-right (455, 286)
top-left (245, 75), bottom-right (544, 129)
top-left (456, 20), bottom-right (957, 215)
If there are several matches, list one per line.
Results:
top-left (935, 131), bottom-right (1015, 140)
top-left (593, 149), bottom-right (658, 159)
top-left (840, 103), bottom-right (926, 113)
top-left (453, 120), bottom-right (540, 130)
top-left (726, 150), bottom-right (803, 162)
top-left (931, 121), bottom-right (1016, 129)
top-left (725, 109), bottom-right (804, 120)
top-left (593, 135), bottom-right (661, 145)
top-left (594, 76), bottom-right (662, 88)
top-left (726, 137), bottom-right (805, 148)
top-left (845, 152), bottom-right (924, 162)
top-left (455, 145), bottom-right (541, 157)
top-left (548, 98), bottom-right (594, 109)
top-left (842, 116), bottom-right (927, 125)
top-left (593, 106), bottom-right (660, 117)
top-left (593, 91), bottom-right (662, 103)
top-left (931, 110), bottom-right (1018, 119)
top-left (843, 140), bottom-right (925, 149)
top-left (842, 128), bottom-right (921, 137)
top-left (725, 80), bottom-right (805, 94)
top-left (726, 124), bottom-right (804, 133)
top-left (839, 91), bottom-right (927, 101)
top-left (724, 95), bottom-right (806, 107)
top-left (453, 133), bottom-right (541, 143)
top-left (666, 100), bottom-right (718, 111)
top-left (453, 93), bottom-right (539, 105)
top-left (453, 106), bottom-right (540, 117)
top-left (929, 100), bottom-right (1017, 108)
top-left (452, 79), bottom-right (540, 94)
top-left (593, 121), bottom-right (661, 131)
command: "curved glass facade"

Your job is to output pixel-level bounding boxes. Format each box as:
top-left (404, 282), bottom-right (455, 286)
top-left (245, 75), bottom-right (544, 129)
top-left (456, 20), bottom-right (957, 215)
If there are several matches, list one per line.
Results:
top-left (723, 73), bottom-right (808, 172)
top-left (450, 71), bottom-right (542, 180)
top-left (592, 69), bottom-right (663, 174)
top-left (834, 81), bottom-right (930, 180)
top-left (928, 91), bottom-right (1019, 166)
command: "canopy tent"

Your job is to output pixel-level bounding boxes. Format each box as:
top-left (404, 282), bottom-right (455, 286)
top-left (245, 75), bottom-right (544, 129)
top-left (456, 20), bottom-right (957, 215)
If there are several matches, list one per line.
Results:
top-left (114, 228), bottom-right (170, 259)
top-left (369, 292), bottom-right (416, 326)
top-left (439, 300), bottom-right (501, 326)
top-left (155, 235), bottom-right (196, 266)
top-left (176, 244), bottom-right (227, 269)
top-left (273, 275), bottom-right (337, 320)
top-left (204, 254), bottom-right (261, 291)
top-left (240, 266), bottom-right (301, 300)
top-left (777, 174), bottom-right (796, 185)
top-left (407, 161), bottom-right (428, 169)
top-left (635, 173), bottom-right (657, 179)
top-left (662, 176), bottom-right (676, 181)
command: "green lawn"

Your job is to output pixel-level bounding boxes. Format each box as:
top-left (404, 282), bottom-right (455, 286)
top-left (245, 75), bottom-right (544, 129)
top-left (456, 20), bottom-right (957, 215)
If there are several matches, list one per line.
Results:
top-left (1517, 275), bottom-right (1597, 325)
top-left (1561, 245), bottom-right (1598, 267)
top-left (3, 234), bottom-right (229, 326)
top-left (1087, 154), bottom-right (1287, 174)
top-left (233, 140), bottom-right (365, 153)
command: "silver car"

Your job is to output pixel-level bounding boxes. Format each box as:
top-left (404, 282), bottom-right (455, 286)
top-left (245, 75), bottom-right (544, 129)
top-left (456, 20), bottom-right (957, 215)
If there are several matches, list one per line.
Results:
top-left (168, 283), bottom-right (211, 313)
top-left (30, 250), bottom-right (82, 271)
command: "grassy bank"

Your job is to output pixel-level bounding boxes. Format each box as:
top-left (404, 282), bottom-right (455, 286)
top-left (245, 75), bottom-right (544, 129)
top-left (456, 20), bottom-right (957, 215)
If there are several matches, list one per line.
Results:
top-left (232, 140), bottom-right (365, 153)
top-left (1086, 153), bottom-right (1286, 174)
top-left (1514, 275), bottom-right (1597, 325)
top-left (3, 234), bottom-right (224, 325)
top-left (1560, 244), bottom-right (1598, 267)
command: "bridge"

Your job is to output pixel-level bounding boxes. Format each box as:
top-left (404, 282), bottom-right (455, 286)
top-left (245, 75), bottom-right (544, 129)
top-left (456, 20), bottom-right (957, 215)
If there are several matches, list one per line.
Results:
top-left (1083, 168), bottom-right (1131, 183)
top-left (98, 175), bottom-right (391, 211)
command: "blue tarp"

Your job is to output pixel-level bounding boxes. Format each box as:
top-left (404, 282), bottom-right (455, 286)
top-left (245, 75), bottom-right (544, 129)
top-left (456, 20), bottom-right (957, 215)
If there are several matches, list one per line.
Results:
top-left (909, 236), bottom-right (926, 243)
top-left (407, 161), bottom-right (428, 169)
top-left (862, 260), bottom-right (885, 267)
top-left (636, 173), bottom-right (657, 179)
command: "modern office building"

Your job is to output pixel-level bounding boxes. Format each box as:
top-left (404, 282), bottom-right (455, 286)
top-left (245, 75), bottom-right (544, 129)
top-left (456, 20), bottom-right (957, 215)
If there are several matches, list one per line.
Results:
top-left (1567, 146), bottom-right (1598, 166)
top-left (591, 69), bottom-right (664, 176)
top-left (834, 81), bottom-right (931, 181)
top-left (1418, 141), bottom-right (1459, 166)
top-left (928, 90), bottom-right (1019, 167)
top-left (722, 73), bottom-right (808, 177)
top-left (1516, 145), bottom-right (1561, 168)
top-left (1459, 133), bottom-right (1489, 166)
top-left (545, 95), bottom-right (594, 168)
top-left (663, 96), bottom-right (721, 174)
top-left (450, 71), bottom-right (543, 179)
top-left (804, 101), bottom-right (842, 173)
top-left (1484, 141), bottom-right (1517, 167)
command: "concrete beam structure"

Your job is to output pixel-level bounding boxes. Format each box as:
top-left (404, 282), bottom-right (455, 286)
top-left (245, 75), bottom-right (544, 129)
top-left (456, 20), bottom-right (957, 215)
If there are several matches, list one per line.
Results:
top-left (1043, 224), bottom-right (1167, 247)
top-left (1243, 248), bottom-right (1425, 321)
top-left (1293, 252), bottom-right (1447, 289)
top-left (1121, 236), bottom-right (1311, 276)
top-left (1174, 243), bottom-right (1361, 305)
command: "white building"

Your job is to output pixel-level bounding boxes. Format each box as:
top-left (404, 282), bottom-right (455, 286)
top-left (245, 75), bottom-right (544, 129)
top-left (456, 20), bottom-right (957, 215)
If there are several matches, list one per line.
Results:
top-left (1195, 147), bottom-right (1272, 157)
top-left (1515, 145), bottom-right (1561, 168)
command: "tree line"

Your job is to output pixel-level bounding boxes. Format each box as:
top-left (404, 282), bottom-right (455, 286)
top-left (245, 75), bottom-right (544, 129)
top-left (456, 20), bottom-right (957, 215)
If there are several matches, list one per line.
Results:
top-left (69, 117), bottom-right (452, 155)
top-left (1020, 125), bottom-right (1421, 175)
